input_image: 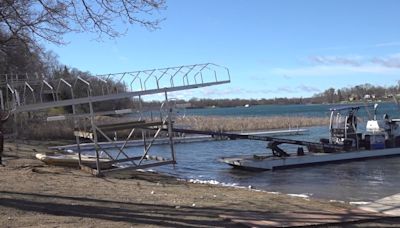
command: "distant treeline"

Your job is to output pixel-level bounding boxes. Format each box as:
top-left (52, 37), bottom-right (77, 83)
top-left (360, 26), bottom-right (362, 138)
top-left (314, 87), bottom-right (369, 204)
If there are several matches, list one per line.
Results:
top-left (186, 97), bottom-right (309, 108)
top-left (311, 84), bottom-right (399, 104)
top-left (143, 83), bottom-right (400, 108)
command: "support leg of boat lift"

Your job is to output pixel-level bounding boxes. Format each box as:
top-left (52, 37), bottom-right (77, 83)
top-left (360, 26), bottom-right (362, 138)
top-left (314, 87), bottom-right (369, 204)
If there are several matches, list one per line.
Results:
top-left (12, 85), bottom-right (19, 157)
top-left (142, 129), bottom-right (147, 158)
top-left (139, 95), bottom-right (148, 161)
top-left (89, 101), bottom-right (101, 176)
top-left (165, 91), bottom-right (176, 165)
top-left (75, 129), bottom-right (82, 167)
top-left (94, 126), bottom-right (136, 165)
top-left (72, 102), bottom-right (82, 167)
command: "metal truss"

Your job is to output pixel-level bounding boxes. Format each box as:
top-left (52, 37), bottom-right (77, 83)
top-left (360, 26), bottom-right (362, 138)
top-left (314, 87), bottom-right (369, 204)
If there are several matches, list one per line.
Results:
top-left (0, 63), bottom-right (230, 175)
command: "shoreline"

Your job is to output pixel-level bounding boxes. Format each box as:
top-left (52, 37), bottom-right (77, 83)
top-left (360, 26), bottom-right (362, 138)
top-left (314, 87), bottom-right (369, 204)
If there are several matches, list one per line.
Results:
top-left (1, 140), bottom-right (399, 227)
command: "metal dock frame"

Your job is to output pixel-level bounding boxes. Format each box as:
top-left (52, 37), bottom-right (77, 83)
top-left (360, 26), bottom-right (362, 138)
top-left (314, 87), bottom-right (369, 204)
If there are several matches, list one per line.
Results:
top-left (0, 63), bottom-right (231, 176)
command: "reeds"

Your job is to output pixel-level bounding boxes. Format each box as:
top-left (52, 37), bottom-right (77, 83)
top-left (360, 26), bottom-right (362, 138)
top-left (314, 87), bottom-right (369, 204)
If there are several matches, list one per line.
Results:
top-left (175, 115), bottom-right (329, 132)
top-left (14, 115), bottom-right (329, 140)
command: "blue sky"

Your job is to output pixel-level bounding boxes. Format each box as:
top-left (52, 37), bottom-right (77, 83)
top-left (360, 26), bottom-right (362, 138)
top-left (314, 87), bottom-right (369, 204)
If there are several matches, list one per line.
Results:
top-left (45, 0), bottom-right (400, 100)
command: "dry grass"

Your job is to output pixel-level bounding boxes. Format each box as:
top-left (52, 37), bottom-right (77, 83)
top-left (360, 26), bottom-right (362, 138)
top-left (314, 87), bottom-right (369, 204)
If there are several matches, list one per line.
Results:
top-left (175, 115), bottom-right (329, 132)
top-left (15, 115), bottom-right (329, 140)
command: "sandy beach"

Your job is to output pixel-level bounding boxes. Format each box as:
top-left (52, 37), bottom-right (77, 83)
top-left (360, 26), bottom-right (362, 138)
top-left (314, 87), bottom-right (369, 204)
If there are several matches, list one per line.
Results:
top-left (1, 140), bottom-right (399, 227)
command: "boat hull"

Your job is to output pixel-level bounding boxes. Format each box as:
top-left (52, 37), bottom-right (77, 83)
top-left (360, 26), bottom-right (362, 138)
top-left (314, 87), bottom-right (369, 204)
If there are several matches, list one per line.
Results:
top-left (35, 153), bottom-right (113, 169)
top-left (221, 147), bottom-right (400, 171)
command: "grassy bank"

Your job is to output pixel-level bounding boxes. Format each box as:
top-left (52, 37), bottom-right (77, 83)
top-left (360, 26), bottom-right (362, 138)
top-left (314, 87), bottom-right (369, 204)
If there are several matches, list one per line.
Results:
top-left (13, 115), bottom-right (330, 140)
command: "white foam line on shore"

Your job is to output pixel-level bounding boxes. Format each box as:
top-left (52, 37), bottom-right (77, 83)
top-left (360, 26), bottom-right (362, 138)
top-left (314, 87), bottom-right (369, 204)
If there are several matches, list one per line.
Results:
top-left (152, 175), bottom-right (370, 205)
top-left (126, 173), bottom-right (360, 205)
top-left (267, 191), bottom-right (281, 195)
top-left (287, 193), bottom-right (311, 199)
top-left (349, 201), bottom-right (370, 205)
top-left (186, 178), bottom-right (239, 187)
top-left (180, 178), bottom-right (323, 201)
top-left (329, 200), bottom-right (346, 204)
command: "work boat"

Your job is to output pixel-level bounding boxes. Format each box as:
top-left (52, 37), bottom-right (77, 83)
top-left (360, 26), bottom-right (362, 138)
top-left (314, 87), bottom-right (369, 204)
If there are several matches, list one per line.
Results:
top-left (221, 104), bottom-right (400, 170)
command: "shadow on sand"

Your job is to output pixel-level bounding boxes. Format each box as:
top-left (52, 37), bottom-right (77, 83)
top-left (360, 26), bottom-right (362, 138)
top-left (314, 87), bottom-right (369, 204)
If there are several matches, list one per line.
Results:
top-left (0, 191), bottom-right (398, 227)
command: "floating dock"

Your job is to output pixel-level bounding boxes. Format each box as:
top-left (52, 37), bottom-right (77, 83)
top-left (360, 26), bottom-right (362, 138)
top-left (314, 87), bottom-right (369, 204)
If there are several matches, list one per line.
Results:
top-left (221, 147), bottom-right (400, 171)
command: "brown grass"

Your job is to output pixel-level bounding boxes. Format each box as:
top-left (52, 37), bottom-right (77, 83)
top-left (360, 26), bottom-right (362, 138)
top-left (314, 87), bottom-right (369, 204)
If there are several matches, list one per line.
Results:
top-left (175, 115), bottom-right (329, 132)
top-left (14, 115), bottom-right (329, 140)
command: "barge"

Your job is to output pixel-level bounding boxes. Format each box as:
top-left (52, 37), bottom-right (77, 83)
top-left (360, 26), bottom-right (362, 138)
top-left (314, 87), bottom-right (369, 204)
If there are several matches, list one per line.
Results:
top-left (220, 104), bottom-right (400, 170)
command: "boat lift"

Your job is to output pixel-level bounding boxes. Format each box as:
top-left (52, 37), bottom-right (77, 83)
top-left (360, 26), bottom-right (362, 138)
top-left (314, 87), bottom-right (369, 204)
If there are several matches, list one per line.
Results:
top-left (151, 127), bottom-right (345, 157)
top-left (0, 63), bottom-right (231, 176)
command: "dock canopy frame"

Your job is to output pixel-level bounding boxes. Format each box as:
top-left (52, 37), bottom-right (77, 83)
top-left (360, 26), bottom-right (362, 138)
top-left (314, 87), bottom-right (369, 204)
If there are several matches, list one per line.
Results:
top-left (0, 63), bottom-right (231, 176)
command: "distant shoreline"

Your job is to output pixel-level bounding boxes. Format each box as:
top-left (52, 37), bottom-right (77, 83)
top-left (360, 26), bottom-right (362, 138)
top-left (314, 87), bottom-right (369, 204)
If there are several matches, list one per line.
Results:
top-left (180, 100), bottom-right (392, 109)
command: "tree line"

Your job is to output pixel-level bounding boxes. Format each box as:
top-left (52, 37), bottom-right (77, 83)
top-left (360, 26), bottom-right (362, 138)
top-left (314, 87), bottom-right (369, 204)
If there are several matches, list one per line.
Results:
top-left (165, 83), bottom-right (400, 109)
top-left (311, 84), bottom-right (400, 104)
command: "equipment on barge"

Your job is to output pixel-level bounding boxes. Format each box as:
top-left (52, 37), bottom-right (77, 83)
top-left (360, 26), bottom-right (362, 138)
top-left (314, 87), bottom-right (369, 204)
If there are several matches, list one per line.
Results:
top-left (220, 104), bottom-right (400, 170)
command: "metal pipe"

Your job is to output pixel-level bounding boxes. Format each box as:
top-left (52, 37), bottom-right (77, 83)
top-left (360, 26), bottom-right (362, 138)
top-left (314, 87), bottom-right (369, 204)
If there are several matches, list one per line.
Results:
top-left (169, 66), bottom-right (184, 87)
top-left (165, 91), bottom-right (176, 163)
top-left (143, 70), bottom-right (157, 90)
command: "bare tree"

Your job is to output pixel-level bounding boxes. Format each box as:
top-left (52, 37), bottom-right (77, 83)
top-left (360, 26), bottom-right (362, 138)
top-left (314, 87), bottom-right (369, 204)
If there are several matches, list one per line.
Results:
top-left (0, 0), bottom-right (165, 48)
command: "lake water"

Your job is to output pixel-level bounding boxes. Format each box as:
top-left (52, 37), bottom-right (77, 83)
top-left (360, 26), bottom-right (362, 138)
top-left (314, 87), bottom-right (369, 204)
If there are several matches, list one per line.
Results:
top-left (130, 103), bottom-right (400, 203)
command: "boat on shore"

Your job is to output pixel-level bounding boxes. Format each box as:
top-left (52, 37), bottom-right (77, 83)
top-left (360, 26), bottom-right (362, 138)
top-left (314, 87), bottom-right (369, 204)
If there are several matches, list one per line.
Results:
top-left (221, 104), bottom-right (400, 170)
top-left (35, 153), bottom-right (113, 169)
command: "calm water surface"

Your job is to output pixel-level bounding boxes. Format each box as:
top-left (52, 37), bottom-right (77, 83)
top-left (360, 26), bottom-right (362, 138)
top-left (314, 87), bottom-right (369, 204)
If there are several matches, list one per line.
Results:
top-left (128, 103), bottom-right (400, 202)
top-left (143, 126), bottom-right (400, 202)
top-left (179, 102), bottom-right (400, 118)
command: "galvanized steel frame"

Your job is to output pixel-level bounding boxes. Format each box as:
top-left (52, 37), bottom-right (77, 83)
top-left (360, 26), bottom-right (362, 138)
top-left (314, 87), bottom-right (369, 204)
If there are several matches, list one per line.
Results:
top-left (1, 63), bottom-right (231, 175)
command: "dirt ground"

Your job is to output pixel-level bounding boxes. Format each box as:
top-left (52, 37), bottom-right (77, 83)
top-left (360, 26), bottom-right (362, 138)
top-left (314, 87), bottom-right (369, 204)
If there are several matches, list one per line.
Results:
top-left (0, 141), bottom-right (399, 227)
